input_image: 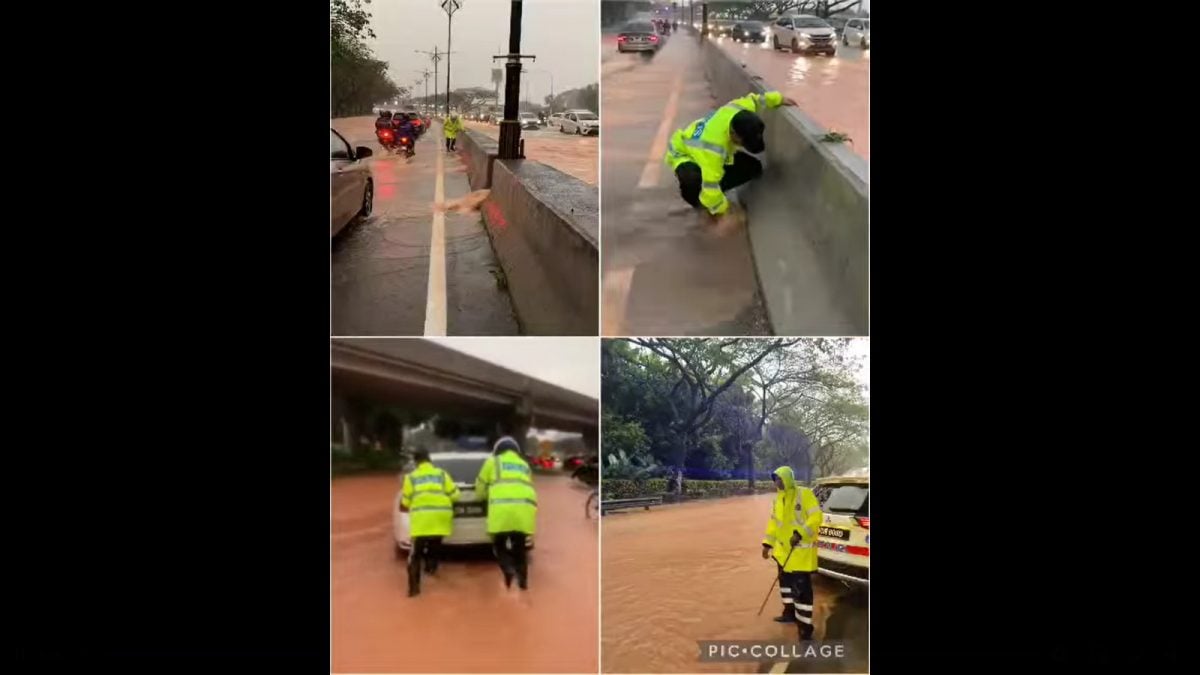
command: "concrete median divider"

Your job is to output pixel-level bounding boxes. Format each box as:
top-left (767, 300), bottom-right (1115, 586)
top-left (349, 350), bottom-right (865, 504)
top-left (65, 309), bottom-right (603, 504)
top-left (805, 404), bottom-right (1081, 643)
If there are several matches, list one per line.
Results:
top-left (458, 128), bottom-right (498, 190)
top-left (479, 155), bottom-right (599, 335)
top-left (701, 39), bottom-right (869, 335)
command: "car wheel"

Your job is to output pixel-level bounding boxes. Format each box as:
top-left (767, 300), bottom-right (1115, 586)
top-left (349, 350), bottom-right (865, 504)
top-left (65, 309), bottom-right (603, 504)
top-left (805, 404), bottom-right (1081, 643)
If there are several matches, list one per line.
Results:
top-left (358, 180), bottom-right (373, 219)
top-left (861, 37), bottom-right (868, 50)
top-left (576, 126), bottom-right (582, 135)
top-left (791, 37), bottom-right (799, 52)
top-left (843, 35), bottom-right (849, 45)
top-left (773, 35), bottom-right (780, 50)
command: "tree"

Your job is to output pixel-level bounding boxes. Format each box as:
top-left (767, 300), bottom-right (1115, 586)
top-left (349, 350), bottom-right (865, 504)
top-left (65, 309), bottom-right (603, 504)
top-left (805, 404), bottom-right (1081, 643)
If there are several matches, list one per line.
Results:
top-left (624, 338), bottom-right (795, 468)
top-left (330, 0), bottom-right (403, 117)
top-left (449, 87), bottom-right (496, 116)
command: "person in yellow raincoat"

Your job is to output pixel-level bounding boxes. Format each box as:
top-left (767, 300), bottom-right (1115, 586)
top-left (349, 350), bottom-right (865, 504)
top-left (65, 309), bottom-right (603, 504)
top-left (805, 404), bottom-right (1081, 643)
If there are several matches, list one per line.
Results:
top-left (664, 90), bottom-right (798, 225)
top-left (443, 113), bottom-right (464, 152)
top-left (762, 465), bottom-right (823, 640)
top-left (475, 436), bottom-right (538, 590)
top-left (400, 448), bottom-right (460, 597)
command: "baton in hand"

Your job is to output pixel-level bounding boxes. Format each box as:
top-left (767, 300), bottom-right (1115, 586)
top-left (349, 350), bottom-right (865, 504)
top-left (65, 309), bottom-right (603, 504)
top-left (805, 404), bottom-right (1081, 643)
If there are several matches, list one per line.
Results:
top-left (756, 544), bottom-right (797, 616)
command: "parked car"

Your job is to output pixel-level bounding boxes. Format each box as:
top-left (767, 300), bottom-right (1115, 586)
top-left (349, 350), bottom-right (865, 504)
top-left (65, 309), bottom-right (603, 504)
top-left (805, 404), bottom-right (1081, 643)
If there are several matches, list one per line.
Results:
top-left (811, 469), bottom-right (869, 585)
top-left (393, 450), bottom-right (534, 558)
top-left (549, 112), bottom-right (565, 129)
top-left (842, 18), bottom-right (870, 49)
top-left (559, 110), bottom-right (599, 136)
top-left (732, 20), bottom-right (768, 43)
top-left (709, 20), bottom-right (735, 37)
top-left (617, 20), bottom-right (661, 53)
top-left (518, 112), bottom-right (540, 130)
top-left (771, 14), bottom-right (837, 56)
top-left (330, 128), bottom-right (373, 238)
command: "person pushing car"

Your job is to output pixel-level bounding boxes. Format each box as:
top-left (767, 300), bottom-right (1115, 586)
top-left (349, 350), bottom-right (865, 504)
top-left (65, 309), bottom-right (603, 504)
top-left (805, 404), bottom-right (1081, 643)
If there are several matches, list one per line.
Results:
top-left (475, 435), bottom-right (538, 590)
top-left (762, 465), bottom-right (823, 640)
top-left (400, 448), bottom-right (459, 597)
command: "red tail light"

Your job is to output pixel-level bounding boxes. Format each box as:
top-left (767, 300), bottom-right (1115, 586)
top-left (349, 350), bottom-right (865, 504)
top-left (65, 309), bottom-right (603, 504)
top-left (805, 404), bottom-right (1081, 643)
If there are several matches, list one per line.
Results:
top-left (846, 545), bottom-right (870, 557)
top-left (617, 35), bottom-right (626, 41)
top-left (649, 35), bottom-right (659, 42)
top-left (855, 516), bottom-right (869, 529)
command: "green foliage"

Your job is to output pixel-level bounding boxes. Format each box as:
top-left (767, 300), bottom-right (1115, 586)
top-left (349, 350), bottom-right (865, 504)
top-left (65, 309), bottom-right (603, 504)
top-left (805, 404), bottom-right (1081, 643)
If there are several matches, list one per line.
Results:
top-left (331, 0), bottom-right (403, 117)
top-left (604, 449), bottom-right (659, 480)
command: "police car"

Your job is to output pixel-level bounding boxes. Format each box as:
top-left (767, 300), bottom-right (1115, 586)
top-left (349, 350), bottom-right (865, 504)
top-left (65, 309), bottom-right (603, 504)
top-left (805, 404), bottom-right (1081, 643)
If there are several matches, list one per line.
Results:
top-left (811, 468), bottom-right (869, 585)
top-left (393, 450), bottom-right (534, 558)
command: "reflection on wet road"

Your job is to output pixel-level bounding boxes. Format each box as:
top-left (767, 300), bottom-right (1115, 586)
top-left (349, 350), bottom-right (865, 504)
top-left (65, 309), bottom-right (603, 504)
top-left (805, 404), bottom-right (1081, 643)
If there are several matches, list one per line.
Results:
top-left (602, 493), bottom-right (868, 674)
top-left (713, 36), bottom-right (869, 161)
top-left (600, 33), bottom-right (770, 337)
top-left (464, 122), bottom-right (598, 186)
top-left (332, 473), bottom-right (599, 673)
top-left (330, 117), bottom-right (519, 336)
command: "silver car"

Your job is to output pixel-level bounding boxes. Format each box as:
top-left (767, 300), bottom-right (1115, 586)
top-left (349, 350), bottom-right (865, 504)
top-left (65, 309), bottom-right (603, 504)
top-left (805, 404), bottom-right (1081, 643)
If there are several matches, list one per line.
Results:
top-left (617, 20), bottom-right (661, 53)
top-left (559, 110), bottom-right (599, 136)
top-left (330, 128), bottom-right (373, 238)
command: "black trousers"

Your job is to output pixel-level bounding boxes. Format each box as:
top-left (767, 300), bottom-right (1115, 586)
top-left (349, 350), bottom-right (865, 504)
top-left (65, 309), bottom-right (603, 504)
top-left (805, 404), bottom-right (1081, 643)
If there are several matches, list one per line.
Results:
top-left (493, 532), bottom-right (528, 585)
top-left (407, 536), bottom-right (442, 590)
top-left (778, 564), bottom-right (816, 640)
top-left (675, 152), bottom-right (763, 209)
top-left (445, 136), bottom-right (457, 151)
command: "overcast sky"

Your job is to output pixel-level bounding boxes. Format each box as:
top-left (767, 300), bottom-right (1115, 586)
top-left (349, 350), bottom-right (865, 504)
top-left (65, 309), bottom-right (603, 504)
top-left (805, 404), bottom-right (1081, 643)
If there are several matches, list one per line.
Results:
top-left (430, 337), bottom-right (599, 399)
top-left (367, 0), bottom-right (599, 105)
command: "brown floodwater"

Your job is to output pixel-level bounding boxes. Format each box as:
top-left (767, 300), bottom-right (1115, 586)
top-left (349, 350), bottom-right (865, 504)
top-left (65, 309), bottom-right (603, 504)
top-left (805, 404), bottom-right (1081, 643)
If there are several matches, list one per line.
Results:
top-left (332, 473), bottom-right (599, 673)
top-left (602, 493), bottom-right (868, 673)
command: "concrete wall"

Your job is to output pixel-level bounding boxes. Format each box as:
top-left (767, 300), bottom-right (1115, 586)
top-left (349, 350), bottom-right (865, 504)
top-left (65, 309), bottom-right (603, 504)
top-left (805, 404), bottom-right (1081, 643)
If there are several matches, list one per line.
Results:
top-left (701, 39), bottom-right (870, 335)
top-left (482, 159), bottom-right (599, 335)
top-left (458, 129), bottom-right (498, 190)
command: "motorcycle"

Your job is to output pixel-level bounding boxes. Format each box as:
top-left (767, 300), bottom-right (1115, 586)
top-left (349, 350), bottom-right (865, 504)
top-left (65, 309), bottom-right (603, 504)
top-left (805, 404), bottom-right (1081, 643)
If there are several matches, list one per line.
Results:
top-left (375, 127), bottom-right (399, 154)
top-left (396, 134), bottom-right (415, 158)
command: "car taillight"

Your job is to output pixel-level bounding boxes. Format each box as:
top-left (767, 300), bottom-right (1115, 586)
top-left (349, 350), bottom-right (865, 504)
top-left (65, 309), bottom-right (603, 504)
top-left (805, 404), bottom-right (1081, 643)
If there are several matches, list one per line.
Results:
top-left (855, 516), bottom-right (869, 529)
top-left (846, 545), bottom-right (870, 557)
top-left (649, 35), bottom-right (658, 42)
top-left (617, 35), bottom-right (626, 41)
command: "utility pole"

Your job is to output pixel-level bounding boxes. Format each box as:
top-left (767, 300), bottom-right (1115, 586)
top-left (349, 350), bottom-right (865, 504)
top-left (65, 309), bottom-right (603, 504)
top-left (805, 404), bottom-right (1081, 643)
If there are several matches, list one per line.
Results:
top-left (701, 2), bottom-right (709, 38)
top-left (493, 0), bottom-right (537, 159)
top-left (441, 0), bottom-right (463, 117)
top-left (414, 69), bottom-right (432, 111)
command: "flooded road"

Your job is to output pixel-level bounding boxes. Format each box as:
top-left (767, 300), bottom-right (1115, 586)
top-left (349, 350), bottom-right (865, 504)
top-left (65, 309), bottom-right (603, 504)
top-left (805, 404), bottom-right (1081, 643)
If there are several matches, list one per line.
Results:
top-left (332, 473), bottom-right (598, 673)
top-left (463, 121), bottom-right (598, 186)
top-left (602, 493), bottom-right (868, 674)
top-left (330, 117), bottom-right (519, 336)
top-left (713, 36), bottom-right (869, 161)
top-left (600, 33), bottom-right (770, 336)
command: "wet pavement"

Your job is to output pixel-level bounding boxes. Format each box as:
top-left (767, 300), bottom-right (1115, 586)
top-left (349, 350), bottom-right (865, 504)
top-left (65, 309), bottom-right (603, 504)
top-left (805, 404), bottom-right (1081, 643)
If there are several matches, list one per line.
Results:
top-left (713, 35), bottom-right (869, 161)
top-left (464, 121), bottom-right (598, 186)
top-left (600, 33), bottom-right (771, 336)
top-left (331, 117), bottom-right (519, 336)
top-left (602, 493), bottom-right (868, 674)
top-left (332, 473), bottom-right (599, 673)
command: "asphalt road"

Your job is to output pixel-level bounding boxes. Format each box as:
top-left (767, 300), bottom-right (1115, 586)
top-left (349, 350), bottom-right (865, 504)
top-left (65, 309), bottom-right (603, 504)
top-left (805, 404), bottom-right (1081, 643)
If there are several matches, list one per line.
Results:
top-left (331, 117), bottom-right (519, 336)
top-left (600, 33), bottom-right (771, 336)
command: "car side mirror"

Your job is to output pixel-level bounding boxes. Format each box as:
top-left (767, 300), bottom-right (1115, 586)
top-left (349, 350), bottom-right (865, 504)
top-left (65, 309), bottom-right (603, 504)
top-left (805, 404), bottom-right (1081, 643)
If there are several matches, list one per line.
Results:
top-left (355, 147), bottom-right (373, 160)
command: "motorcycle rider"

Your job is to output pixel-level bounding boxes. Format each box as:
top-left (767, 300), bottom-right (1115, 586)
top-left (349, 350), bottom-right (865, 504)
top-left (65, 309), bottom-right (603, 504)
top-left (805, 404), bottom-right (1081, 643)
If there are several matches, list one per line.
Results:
top-left (391, 112), bottom-right (418, 155)
top-left (374, 109), bottom-right (393, 131)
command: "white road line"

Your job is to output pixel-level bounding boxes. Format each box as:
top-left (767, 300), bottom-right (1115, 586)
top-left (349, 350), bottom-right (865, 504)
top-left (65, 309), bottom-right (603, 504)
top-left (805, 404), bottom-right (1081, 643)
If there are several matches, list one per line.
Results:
top-left (637, 72), bottom-right (684, 189)
top-left (423, 137), bottom-right (448, 336)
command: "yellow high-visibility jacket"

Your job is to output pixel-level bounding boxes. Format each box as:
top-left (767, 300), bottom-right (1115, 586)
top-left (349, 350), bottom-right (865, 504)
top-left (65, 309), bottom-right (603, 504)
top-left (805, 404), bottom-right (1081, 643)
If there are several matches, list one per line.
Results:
top-left (443, 117), bottom-right (464, 139)
top-left (402, 460), bottom-right (460, 537)
top-left (763, 465), bottom-right (822, 572)
top-left (664, 90), bottom-right (784, 214)
top-left (475, 447), bottom-right (538, 535)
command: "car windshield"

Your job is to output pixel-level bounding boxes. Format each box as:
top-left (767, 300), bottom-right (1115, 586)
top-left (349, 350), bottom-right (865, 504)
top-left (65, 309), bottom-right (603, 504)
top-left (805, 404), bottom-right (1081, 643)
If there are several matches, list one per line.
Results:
top-left (623, 22), bottom-right (655, 33)
top-left (814, 484), bottom-right (869, 514)
top-left (795, 17), bottom-right (830, 28)
top-left (738, 22), bottom-right (763, 29)
top-left (576, 113), bottom-right (597, 120)
top-left (519, 113), bottom-right (536, 119)
top-left (433, 457), bottom-right (488, 484)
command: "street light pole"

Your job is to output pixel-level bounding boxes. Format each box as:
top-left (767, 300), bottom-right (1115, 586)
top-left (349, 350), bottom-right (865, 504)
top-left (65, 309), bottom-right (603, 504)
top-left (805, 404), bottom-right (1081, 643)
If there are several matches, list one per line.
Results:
top-left (494, 0), bottom-right (536, 160)
top-left (442, 0), bottom-right (462, 117)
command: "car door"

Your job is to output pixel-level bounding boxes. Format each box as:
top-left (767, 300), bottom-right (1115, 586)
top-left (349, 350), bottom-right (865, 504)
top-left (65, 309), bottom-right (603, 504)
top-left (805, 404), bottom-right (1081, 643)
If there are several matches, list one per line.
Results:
top-left (330, 129), bottom-right (357, 235)
top-left (562, 113), bottom-right (573, 133)
top-left (777, 17), bottom-right (792, 41)
top-left (845, 20), bottom-right (858, 42)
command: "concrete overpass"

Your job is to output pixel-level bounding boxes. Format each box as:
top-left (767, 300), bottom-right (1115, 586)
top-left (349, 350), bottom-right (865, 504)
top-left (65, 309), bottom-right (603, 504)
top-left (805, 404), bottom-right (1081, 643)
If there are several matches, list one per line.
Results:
top-left (330, 339), bottom-right (598, 444)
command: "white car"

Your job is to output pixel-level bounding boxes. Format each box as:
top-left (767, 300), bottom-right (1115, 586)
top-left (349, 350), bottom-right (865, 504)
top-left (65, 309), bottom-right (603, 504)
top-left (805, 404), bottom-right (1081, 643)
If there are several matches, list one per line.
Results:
top-left (559, 110), bottom-right (599, 136)
top-left (842, 18), bottom-right (870, 49)
top-left (811, 469), bottom-right (869, 585)
top-left (392, 450), bottom-right (534, 557)
top-left (518, 112), bottom-right (540, 130)
top-left (549, 112), bottom-right (565, 129)
top-left (771, 14), bottom-right (838, 56)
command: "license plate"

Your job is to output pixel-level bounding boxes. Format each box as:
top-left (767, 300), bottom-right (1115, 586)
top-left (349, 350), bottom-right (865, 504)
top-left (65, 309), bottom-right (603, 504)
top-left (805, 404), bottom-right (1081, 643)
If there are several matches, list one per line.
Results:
top-left (454, 504), bottom-right (485, 517)
top-left (819, 526), bottom-right (850, 540)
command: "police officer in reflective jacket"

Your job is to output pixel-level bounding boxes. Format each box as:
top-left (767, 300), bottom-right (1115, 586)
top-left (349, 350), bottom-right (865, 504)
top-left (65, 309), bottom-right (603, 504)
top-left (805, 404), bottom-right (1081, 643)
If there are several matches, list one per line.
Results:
top-left (475, 436), bottom-right (538, 590)
top-left (665, 90), bottom-right (798, 225)
top-left (400, 448), bottom-right (460, 597)
top-left (762, 465), bottom-right (823, 640)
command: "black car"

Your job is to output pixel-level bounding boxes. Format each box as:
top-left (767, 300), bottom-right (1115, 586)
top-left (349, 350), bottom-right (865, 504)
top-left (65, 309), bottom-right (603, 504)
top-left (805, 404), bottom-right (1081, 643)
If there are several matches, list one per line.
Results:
top-left (732, 21), bottom-right (767, 43)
